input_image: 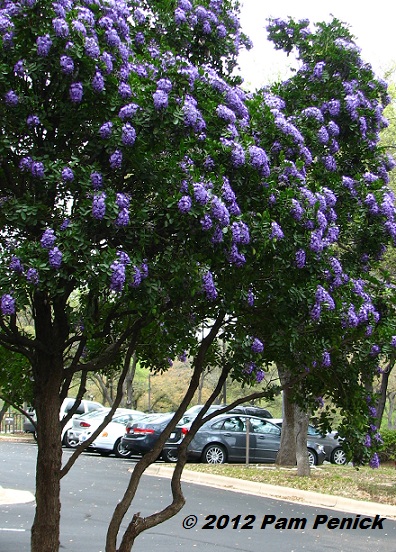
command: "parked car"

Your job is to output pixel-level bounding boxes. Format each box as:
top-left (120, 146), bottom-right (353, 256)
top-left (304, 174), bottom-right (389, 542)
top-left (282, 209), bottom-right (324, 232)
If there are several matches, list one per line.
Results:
top-left (269, 419), bottom-right (347, 465)
top-left (78, 410), bottom-right (146, 458)
top-left (66, 408), bottom-right (143, 448)
top-left (23, 398), bottom-right (104, 443)
top-left (162, 414), bottom-right (326, 466)
top-left (121, 412), bottom-right (176, 457)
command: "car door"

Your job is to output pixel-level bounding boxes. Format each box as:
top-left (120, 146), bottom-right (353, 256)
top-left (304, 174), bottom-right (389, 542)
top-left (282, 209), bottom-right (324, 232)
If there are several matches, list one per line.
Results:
top-left (249, 418), bottom-right (281, 462)
top-left (210, 416), bottom-right (252, 462)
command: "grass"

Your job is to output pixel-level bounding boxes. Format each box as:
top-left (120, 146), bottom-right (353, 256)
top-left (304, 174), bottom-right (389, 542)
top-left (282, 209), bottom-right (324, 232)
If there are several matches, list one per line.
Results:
top-left (184, 463), bottom-right (396, 506)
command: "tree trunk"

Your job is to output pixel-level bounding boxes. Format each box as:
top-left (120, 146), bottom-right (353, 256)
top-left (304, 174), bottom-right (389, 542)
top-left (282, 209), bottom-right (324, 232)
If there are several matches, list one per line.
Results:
top-left (276, 366), bottom-right (296, 466)
top-left (295, 407), bottom-right (310, 477)
top-left (0, 401), bottom-right (8, 427)
top-left (31, 355), bottom-right (63, 552)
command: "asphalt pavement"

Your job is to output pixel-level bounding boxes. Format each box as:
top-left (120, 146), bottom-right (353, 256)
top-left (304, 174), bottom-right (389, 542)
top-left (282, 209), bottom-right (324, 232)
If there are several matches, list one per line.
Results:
top-left (1, 446), bottom-right (396, 519)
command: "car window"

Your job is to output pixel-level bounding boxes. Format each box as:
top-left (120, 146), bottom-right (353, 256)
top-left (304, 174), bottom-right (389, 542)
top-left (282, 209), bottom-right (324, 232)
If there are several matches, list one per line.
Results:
top-left (250, 418), bottom-right (280, 435)
top-left (220, 417), bottom-right (246, 432)
top-left (307, 425), bottom-right (321, 437)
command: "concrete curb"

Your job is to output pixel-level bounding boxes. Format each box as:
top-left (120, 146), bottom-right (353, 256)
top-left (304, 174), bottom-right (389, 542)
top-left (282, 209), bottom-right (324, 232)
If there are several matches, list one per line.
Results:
top-left (143, 465), bottom-right (396, 520)
top-left (0, 486), bottom-right (35, 506)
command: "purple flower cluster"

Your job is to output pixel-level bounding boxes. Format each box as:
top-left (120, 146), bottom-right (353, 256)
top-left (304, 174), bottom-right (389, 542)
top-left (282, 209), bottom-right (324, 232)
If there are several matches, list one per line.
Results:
top-left (109, 150), bottom-right (122, 170)
top-left (92, 192), bottom-right (106, 219)
top-left (26, 268), bottom-right (39, 285)
top-left (182, 95), bottom-right (206, 133)
top-left (178, 195), bottom-right (192, 214)
top-left (1, 294), bottom-right (15, 315)
top-left (251, 337), bottom-right (264, 353)
top-left (110, 260), bottom-right (126, 292)
top-left (153, 89), bottom-right (169, 110)
top-left (37, 35), bottom-right (52, 56)
top-left (121, 123), bottom-right (136, 146)
top-left (40, 228), bottom-right (56, 249)
top-left (115, 193), bottom-right (130, 226)
top-left (49, 247), bottom-right (62, 269)
top-left (70, 82), bottom-right (83, 103)
top-left (202, 271), bottom-right (218, 301)
top-left (270, 221), bottom-right (284, 240)
top-left (9, 256), bottom-right (23, 273)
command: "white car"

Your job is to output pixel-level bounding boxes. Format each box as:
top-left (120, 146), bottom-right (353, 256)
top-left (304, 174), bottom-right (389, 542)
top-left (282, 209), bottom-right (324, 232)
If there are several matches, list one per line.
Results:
top-left (78, 410), bottom-right (146, 458)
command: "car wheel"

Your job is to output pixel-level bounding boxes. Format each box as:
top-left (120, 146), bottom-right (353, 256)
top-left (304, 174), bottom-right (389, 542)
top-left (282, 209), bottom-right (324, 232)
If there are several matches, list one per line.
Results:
top-left (64, 430), bottom-right (79, 448)
top-left (331, 447), bottom-right (347, 465)
top-left (307, 449), bottom-right (318, 466)
top-left (114, 438), bottom-right (133, 458)
top-left (202, 444), bottom-right (226, 464)
top-left (162, 448), bottom-right (178, 463)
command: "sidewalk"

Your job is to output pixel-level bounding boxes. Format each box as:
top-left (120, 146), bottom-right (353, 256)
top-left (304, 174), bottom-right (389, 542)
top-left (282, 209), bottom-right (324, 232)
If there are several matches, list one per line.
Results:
top-left (143, 464), bottom-right (396, 520)
top-left (0, 485), bottom-right (35, 506)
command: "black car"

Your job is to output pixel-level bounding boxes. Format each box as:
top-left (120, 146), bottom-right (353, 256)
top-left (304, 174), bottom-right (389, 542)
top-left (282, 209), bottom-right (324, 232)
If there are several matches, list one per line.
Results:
top-left (162, 414), bottom-right (326, 466)
top-left (121, 412), bottom-right (178, 456)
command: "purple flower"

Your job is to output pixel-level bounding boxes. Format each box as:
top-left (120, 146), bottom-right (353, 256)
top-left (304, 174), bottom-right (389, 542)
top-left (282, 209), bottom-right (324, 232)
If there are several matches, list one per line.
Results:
top-left (364, 434), bottom-right (372, 447)
top-left (92, 71), bottom-right (105, 93)
top-left (61, 167), bottom-right (74, 182)
top-left (231, 143), bottom-right (245, 167)
top-left (116, 208), bottom-right (129, 226)
top-left (251, 338), bottom-right (264, 353)
top-left (118, 103), bottom-right (139, 120)
top-left (9, 256), bottom-right (23, 273)
top-left (270, 221), bottom-right (284, 240)
top-left (49, 247), bottom-right (62, 269)
top-left (60, 55), bottom-right (74, 74)
top-left (256, 370), bottom-right (265, 383)
top-left (110, 261), bottom-right (125, 292)
top-left (391, 336), bottom-right (396, 347)
top-left (26, 268), bottom-right (39, 285)
top-left (40, 228), bottom-right (56, 249)
top-left (53, 17), bottom-right (69, 37)
top-left (1, 294), bottom-right (15, 315)
top-left (130, 266), bottom-right (142, 288)
top-left (121, 123), bottom-right (136, 146)
top-left (118, 82), bottom-right (132, 99)
top-left (247, 289), bottom-right (255, 306)
top-left (109, 150), bottom-right (122, 170)
top-left (322, 351), bottom-right (331, 367)
top-left (92, 193), bottom-right (106, 219)
top-left (153, 89), bottom-right (169, 110)
top-left (211, 197), bottom-right (230, 227)
top-left (37, 35), bottom-right (52, 56)
top-left (174, 7), bottom-right (187, 24)
top-left (5, 90), bottom-right (18, 106)
top-left (369, 452), bottom-right (380, 469)
top-left (228, 244), bottom-right (246, 267)
top-left (31, 161), bottom-right (45, 179)
top-left (295, 249), bottom-right (306, 268)
top-left (157, 78), bottom-right (172, 93)
top-left (231, 221), bottom-right (250, 244)
top-left (249, 146), bottom-right (269, 173)
top-left (202, 271), bottom-right (218, 301)
top-left (60, 219), bottom-right (70, 231)
top-left (200, 214), bottom-right (213, 230)
top-left (90, 172), bottom-right (103, 189)
top-left (69, 82), bottom-right (83, 103)
top-left (178, 195), bottom-right (192, 213)
top-left (216, 104), bottom-right (236, 124)
top-left (317, 126), bottom-right (329, 144)
top-left (99, 121), bottom-right (113, 139)
top-left (27, 115), bottom-right (40, 127)
top-left (193, 183), bottom-right (209, 205)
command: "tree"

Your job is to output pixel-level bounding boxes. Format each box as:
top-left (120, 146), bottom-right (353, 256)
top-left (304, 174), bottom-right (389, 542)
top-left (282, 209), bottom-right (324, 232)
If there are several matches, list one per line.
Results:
top-left (1, 2), bottom-right (396, 551)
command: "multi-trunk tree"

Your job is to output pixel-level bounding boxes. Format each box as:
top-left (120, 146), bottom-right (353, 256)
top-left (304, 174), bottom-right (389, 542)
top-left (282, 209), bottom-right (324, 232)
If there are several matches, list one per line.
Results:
top-left (1, 1), bottom-right (395, 550)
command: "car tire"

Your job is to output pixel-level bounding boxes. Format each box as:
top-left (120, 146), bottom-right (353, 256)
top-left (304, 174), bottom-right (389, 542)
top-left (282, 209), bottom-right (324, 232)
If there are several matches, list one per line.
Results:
top-left (114, 438), bottom-right (133, 458)
top-left (202, 444), bottom-right (227, 464)
top-left (331, 447), bottom-right (347, 465)
top-left (307, 449), bottom-right (318, 466)
top-left (63, 430), bottom-right (79, 448)
top-left (162, 448), bottom-right (179, 463)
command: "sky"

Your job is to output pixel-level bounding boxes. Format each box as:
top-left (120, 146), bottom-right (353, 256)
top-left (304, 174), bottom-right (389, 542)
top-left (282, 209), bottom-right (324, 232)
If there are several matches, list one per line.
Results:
top-left (237, 0), bottom-right (396, 88)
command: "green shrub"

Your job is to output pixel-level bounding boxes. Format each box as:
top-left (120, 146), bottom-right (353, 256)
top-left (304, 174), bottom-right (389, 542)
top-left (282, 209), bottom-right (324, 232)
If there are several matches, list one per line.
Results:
top-left (378, 430), bottom-right (396, 463)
